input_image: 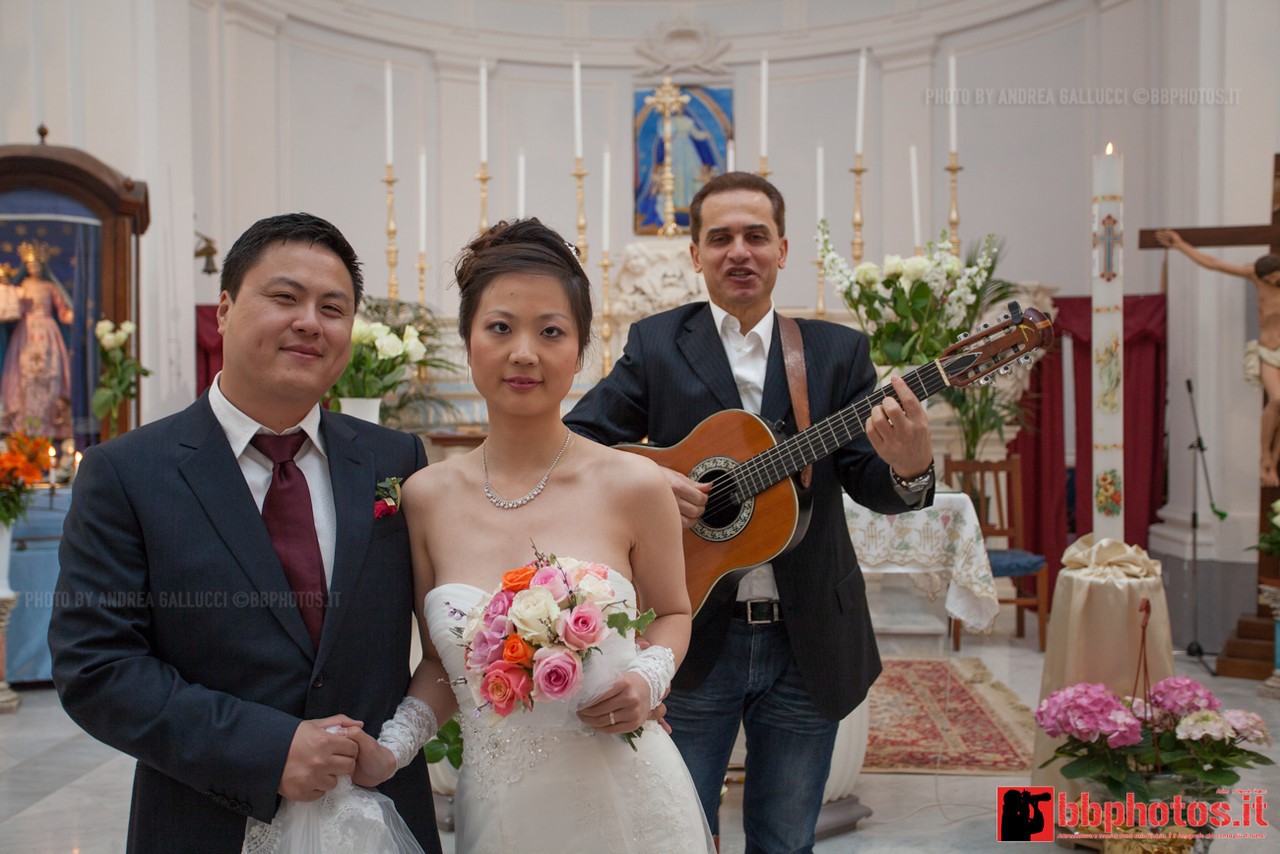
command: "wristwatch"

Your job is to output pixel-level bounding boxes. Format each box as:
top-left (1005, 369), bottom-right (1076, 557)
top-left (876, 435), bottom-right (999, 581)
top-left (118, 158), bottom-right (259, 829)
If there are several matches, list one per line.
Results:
top-left (890, 461), bottom-right (935, 507)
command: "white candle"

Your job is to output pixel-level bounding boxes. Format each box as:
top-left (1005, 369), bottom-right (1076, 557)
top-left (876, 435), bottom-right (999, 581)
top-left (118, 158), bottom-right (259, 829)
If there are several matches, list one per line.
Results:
top-left (1092, 142), bottom-right (1123, 196)
top-left (572, 55), bottom-right (583, 159)
top-left (601, 145), bottom-right (612, 250)
top-left (384, 60), bottom-right (394, 166)
top-left (726, 139), bottom-right (736, 173)
top-left (816, 143), bottom-right (825, 221)
top-left (418, 148), bottom-right (427, 252)
top-left (759, 53), bottom-right (769, 158)
top-left (479, 61), bottom-right (488, 163)
top-left (948, 53), bottom-right (958, 153)
top-left (854, 49), bottom-right (867, 156)
top-left (517, 148), bottom-right (526, 218)
top-left (909, 144), bottom-right (922, 249)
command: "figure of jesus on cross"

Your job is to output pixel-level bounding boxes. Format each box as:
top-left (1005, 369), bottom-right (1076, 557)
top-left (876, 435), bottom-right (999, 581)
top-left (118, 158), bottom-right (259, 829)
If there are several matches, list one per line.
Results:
top-left (1141, 154), bottom-right (1280, 486)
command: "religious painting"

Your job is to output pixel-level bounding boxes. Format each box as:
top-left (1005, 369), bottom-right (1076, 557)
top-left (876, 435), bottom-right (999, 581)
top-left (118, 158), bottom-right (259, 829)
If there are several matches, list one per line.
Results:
top-left (1094, 468), bottom-right (1123, 517)
top-left (0, 202), bottom-right (101, 446)
top-left (1094, 332), bottom-right (1121, 412)
top-left (633, 84), bottom-right (733, 235)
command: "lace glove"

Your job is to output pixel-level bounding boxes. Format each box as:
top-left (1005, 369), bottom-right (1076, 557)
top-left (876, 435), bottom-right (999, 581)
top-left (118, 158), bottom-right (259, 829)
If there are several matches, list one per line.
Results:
top-left (625, 645), bottom-right (676, 711)
top-left (376, 696), bottom-right (438, 771)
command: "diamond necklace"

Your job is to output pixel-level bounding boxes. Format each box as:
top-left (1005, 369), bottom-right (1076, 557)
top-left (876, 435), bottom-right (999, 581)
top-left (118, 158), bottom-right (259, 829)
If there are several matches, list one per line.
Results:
top-left (482, 430), bottom-right (574, 510)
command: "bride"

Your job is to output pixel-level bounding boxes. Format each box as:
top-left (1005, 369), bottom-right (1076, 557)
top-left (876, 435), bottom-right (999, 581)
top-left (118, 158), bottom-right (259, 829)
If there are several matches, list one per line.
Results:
top-left (355, 219), bottom-right (714, 852)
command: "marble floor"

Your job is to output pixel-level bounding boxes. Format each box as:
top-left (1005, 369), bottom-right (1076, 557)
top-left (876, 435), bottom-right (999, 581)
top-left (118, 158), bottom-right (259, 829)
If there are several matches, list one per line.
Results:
top-left (1, 581), bottom-right (1276, 853)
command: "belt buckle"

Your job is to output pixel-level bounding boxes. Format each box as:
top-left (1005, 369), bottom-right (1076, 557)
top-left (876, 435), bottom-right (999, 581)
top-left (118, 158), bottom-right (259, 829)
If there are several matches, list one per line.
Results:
top-left (745, 599), bottom-right (779, 625)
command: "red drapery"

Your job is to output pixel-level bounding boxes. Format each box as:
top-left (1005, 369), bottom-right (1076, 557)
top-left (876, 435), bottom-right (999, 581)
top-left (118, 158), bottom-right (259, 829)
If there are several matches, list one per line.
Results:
top-left (196, 305), bottom-right (222, 397)
top-left (1007, 294), bottom-right (1167, 605)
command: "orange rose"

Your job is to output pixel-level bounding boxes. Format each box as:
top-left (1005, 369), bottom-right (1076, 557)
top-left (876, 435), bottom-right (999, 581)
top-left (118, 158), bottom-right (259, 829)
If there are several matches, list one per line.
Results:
top-left (501, 564), bottom-right (538, 592)
top-left (502, 634), bottom-right (534, 667)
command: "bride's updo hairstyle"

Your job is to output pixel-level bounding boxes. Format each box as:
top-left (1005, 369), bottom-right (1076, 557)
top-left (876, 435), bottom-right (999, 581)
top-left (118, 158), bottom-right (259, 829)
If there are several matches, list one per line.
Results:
top-left (455, 218), bottom-right (593, 364)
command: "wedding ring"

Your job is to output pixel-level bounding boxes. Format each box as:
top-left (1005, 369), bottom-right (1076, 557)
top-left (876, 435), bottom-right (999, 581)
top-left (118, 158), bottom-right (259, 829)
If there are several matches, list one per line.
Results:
top-left (887, 417), bottom-right (895, 429)
top-left (608, 711), bottom-right (617, 726)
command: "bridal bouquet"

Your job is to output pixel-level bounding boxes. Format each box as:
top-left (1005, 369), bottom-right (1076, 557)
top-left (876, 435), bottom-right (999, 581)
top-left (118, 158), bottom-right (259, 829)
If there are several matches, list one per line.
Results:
top-left (456, 550), bottom-right (654, 745)
top-left (1036, 676), bottom-right (1273, 801)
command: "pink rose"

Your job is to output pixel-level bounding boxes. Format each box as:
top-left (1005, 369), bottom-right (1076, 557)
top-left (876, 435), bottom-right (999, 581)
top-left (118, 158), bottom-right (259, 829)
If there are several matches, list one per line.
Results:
top-left (484, 589), bottom-right (515, 621)
top-left (556, 600), bottom-right (607, 651)
top-left (468, 616), bottom-right (508, 669)
top-left (532, 648), bottom-right (583, 701)
top-left (567, 561), bottom-right (610, 585)
top-left (480, 661), bottom-right (532, 716)
top-left (530, 566), bottom-right (571, 604)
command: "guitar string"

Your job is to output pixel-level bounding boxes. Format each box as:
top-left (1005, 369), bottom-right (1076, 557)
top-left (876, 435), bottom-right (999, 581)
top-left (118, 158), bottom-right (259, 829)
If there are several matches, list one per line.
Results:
top-left (697, 362), bottom-right (949, 518)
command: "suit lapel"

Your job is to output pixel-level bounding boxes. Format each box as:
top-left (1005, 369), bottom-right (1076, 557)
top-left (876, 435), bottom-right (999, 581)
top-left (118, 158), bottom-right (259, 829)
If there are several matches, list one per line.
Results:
top-left (176, 397), bottom-right (315, 659)
top-left (677, 305), bottom-right (742, 411)
top-left (760, 317), bottom-right (794, 426)
top-left (314, 411), bottom-right (375, 669)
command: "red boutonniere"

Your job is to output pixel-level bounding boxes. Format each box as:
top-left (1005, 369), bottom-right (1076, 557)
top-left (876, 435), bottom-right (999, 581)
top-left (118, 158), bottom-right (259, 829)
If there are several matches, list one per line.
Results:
top-left (375, 476), bottom-right (402, 519)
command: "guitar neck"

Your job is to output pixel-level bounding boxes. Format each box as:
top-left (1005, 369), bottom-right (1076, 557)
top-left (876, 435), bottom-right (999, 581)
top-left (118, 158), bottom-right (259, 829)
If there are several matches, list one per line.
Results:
top-left (731, 361), bottom-right (950, 499)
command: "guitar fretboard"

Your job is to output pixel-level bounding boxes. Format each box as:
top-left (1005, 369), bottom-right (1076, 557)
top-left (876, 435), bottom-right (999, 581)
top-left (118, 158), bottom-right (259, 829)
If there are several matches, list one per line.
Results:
top-left (730, 360), bottom-right (953, 500)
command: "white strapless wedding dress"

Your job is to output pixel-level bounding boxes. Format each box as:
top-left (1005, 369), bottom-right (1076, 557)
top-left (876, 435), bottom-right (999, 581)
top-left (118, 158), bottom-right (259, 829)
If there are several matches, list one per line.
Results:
top-left (425, 567), bottom-right (714, 853)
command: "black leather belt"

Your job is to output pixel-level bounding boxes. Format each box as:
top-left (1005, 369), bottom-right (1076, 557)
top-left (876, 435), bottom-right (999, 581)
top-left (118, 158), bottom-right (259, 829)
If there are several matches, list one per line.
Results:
top-left (733, 600), bottom-right (783, 624)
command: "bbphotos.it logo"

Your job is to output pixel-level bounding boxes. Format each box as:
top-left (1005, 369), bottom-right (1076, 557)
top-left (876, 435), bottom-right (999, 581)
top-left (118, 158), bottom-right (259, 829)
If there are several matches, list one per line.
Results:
top-left (997, 786), bottom-right (1054, 841)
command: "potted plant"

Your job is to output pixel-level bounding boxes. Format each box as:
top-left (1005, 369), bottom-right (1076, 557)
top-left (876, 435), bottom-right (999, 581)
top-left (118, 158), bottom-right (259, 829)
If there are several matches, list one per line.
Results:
top-left (92, 319), bottom-right (150, 439)
top-left (326, 298), bottom-right (459, 424)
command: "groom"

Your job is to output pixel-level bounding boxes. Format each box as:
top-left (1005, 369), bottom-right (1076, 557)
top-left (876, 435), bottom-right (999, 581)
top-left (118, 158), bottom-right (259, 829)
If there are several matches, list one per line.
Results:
top-left (49, 213), bottom-right (440, 853)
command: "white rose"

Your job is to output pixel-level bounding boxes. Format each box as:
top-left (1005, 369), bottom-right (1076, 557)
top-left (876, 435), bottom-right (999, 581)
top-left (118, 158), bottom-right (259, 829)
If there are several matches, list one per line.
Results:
top-left (111, 331), bottom-right (132, 350)
top-left (881, 254), bottom-right (905, 277)
top-left (574, 572), bottom-right (616, 606)
top-left (853, 262), bottom-right (882, 287)
top-left (375, 332), bottom-right (404, 359)
top-left (404, 337), bottom-right (427, 363)
top-left (95, 319), bottom-right (115, 341)
top-left (460, 601), bottom-right (486, 646)
top-left (402, 325), bottom-right (421, 342)
top-left (119, 320), bottom-right (137, 336)
top-left (367, 322), bottom-right (392, 340)
top-left (901, 256), bottom-right (930, 282)
top-left (507, 587), bottom-right (561, 645)
top-left (351, 317), bottom-right (376, 345)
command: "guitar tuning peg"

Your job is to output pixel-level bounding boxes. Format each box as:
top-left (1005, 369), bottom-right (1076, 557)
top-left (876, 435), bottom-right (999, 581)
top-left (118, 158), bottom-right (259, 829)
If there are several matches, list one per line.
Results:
top-left (957, 332), bottom-right (969, 342)
top-left (979, 322), bottom-right (991, 331)
top-left (1019, 354), bottom-right (1035, 366)
top-left (998, 364), bottom-right (1013, 376)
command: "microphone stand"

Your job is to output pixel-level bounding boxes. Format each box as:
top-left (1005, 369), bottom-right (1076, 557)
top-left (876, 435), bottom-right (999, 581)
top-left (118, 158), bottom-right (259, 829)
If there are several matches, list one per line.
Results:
top-left (1185, 379), bottom-right (1224, 677)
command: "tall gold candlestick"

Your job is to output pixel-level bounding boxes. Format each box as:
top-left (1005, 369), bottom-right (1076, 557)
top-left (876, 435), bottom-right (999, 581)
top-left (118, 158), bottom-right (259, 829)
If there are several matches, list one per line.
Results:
top-left (571, 157), bottom-right (589, 265)
top-left (476, 161), bottom-right (491, 232)
top-left (383, 164), bottom-right (399, 301)
top-left (757, 155), bottom-right (771, 179)
top-left (946, 151), bottom-right (963, 257)
top-left (812, 257), bottom-right (826, 318)
top-left (644, 78), bottom-right (691, 237)
top-left (849, 154), bottom-right (867, 263)
top-left (416, 251), bottom-right (428, 305)
top-left (599, 249), bottom-right (613, 375)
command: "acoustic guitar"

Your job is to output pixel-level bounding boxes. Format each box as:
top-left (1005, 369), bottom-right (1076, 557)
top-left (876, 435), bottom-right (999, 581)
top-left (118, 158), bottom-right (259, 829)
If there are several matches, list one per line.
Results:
top-left (618, 302), bottom-right (1054, 623)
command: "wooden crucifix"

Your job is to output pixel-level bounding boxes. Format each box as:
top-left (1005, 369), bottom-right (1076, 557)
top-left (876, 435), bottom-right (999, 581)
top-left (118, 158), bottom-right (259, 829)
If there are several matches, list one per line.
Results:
top-left (1139, 153), bottom-right (1280, 678)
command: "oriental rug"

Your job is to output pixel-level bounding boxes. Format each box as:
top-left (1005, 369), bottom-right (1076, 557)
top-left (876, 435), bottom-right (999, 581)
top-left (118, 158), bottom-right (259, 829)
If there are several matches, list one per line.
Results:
top-left (862, 657), bottom-right (1035, 775)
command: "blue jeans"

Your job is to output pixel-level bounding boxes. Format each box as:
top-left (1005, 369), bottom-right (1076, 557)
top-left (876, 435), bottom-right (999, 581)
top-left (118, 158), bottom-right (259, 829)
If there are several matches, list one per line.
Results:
top-left (665, 619), bottom-right (839, 854)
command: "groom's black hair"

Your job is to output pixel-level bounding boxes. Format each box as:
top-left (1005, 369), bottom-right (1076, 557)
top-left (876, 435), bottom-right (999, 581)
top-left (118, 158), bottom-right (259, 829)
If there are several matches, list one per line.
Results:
top-left (220, 212), bottom-right (364, 306)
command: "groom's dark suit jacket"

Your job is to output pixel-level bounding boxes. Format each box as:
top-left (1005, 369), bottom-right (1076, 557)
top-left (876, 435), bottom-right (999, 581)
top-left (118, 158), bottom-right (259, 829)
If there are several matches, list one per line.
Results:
top-left (566, 303), bottom-right (932, 721)
top-left (49, 396), bottom-right (441, 854)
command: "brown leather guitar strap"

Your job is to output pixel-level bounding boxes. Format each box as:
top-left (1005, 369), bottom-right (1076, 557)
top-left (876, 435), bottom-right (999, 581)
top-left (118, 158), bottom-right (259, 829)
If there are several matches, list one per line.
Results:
top-left (777, 314), bottom-right (812, 489)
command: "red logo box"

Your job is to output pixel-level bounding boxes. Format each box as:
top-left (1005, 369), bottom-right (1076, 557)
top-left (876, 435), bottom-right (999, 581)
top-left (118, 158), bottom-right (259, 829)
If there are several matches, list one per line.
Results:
top-left (997, 786), bottom-right (1055, 841)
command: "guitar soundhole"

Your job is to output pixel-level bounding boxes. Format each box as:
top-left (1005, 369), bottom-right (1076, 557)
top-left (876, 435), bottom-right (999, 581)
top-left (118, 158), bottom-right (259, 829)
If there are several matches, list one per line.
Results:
top-left (688, 456), bottom-right (753, 543)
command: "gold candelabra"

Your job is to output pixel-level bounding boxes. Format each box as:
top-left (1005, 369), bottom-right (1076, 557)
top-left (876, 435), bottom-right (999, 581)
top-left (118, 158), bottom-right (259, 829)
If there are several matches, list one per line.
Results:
top-left (813, 257), bottom-right (826, 318)
top-left (476, 161), bottom-right (491, 232)
top-left (571, 157), bottom-right (589, 265)
top-left (946, 151), bottom-right (963, 257)
top-left (416, 251), bottom-right (428, 304)
top-left (849, 153), bottom-right (867, 263)
top-left (599, 250), bottom-right (613, 376)
top-left (645, 78), bottom-right (690, 238)
top-left (757, 155), bottom-right (772, 179)
top-left (383, 165), bottom-right (399, 301)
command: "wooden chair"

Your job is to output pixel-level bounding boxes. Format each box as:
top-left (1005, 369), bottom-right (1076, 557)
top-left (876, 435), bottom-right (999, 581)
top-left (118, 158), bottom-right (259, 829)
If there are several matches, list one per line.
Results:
top-left (941, 455), bottom-right (1048, 651)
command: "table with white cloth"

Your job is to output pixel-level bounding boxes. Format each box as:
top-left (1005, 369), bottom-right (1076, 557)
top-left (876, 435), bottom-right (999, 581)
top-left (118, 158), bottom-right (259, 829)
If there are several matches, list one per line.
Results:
top-left (843, 490), bottom-right (1000, 635)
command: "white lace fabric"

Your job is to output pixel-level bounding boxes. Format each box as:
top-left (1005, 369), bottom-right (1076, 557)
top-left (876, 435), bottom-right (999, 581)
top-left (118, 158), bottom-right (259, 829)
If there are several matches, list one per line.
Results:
top-left (626, 644), bottom-right (675, 711)
top-left (378, 695), bottom-right (437, 770)
top-left (241, 776), bottom-right (424, 854)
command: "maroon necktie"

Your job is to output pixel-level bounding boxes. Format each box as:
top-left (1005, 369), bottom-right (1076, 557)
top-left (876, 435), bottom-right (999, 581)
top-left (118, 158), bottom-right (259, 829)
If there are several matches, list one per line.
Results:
top-left (251, 432), bottom-right (326, 649)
